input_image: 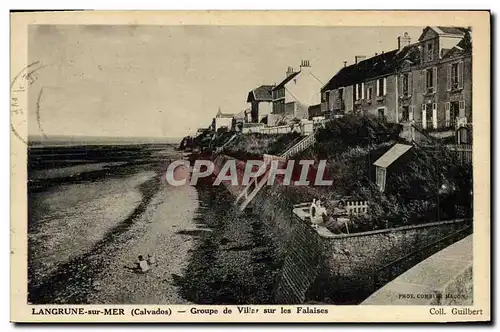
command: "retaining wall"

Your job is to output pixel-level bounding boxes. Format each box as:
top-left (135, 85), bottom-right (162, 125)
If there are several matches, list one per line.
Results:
top-left (212, 154), bottom-right (472, 304)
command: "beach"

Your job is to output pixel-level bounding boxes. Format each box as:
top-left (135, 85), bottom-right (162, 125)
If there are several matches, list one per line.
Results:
top-left (27, 143), bottom-right (200, 304)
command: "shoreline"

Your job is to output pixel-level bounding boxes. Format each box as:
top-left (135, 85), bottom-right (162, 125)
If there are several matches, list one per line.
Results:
top-left (28, 146), bottom-right (199, 304)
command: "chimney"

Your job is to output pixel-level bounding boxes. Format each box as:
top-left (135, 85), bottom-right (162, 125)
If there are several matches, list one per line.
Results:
top-left (300, 60), bottom-right (311, 68)
top-left (398, 32), bottom-right (411, 50)
top-left (375, 52), bottom-right (378, 56)
top-left (343, 61), bottom-right (347, 67)
top-left (354, 55), bottom-right (366, 64)
top-left (286, 66), bottom-right (295, 77)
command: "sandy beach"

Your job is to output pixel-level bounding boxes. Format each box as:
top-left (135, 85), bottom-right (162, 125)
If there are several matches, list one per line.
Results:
top-left (28, 144), bottom-right (201, 304)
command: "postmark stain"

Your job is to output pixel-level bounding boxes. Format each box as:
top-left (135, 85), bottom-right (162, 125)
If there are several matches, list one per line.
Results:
top-left (11, 61), bottom-right (46, 144)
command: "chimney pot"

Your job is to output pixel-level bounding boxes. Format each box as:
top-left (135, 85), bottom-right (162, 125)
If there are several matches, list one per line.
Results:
top-left (355, 55), bottom-right (366, 64)
top-left (343, 61), bottom-right (347, 67)
top-left (300, 60), bottom-right (310, 68)
top-left (398, 32), bottom-right (412, 50)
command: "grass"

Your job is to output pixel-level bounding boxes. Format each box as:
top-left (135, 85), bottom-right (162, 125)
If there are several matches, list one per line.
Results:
top-left (271, 114), bottom-right (472, 233)
top-left (223, 132), bottom-right (301, 160)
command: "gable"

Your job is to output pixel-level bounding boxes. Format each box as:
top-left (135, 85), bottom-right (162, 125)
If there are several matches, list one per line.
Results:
top-left (418, 27), bottom-right (439, 42)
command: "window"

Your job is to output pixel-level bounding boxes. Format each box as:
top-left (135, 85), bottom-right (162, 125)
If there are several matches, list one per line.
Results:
top-left (402, 73), bottom-right (409, 95)
top-left (377, 107), bottom-right (385, 120)
top-left (402, 106), bottom-right (409, 122)
top-left (425, 68), bottom-right (437, 93)
top-left (451, 63), bottom-right (459, 86)
top-left (377, 78), bottom-right (386, 97)
top-left (446, 101), bottom-right (460, 127)
top-left (366, 87), bottom-right (372, 101)
top-left (276, 88), bottom-right (285, 98)
top-left (338, 88), bottom-right (344, 102)
top-left (355, 83), bottom-right (364, 100)
top-left (448, 62), bottom-right (463, 90)
top-left (426, 42), bottom-right (433, 62)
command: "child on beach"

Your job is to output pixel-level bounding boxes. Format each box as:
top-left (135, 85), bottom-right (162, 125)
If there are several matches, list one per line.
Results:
top-left (136, 255), bottom-right (150, 273)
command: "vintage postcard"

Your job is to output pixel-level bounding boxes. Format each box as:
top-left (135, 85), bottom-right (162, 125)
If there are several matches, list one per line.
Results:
top-left (10, 11), bottom-right (490, 323)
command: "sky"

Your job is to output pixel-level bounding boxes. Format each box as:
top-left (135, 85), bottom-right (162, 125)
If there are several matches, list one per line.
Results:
top-left (28, 25), bottom-right (425, 139)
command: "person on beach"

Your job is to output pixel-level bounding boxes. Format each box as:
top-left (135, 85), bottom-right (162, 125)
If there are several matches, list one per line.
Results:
top-left (136, 255), bottom-right (150, 273)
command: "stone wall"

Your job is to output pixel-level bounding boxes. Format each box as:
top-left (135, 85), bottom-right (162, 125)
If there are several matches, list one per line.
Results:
top-left (213, 154), bottom-right (472, 304)
top-left (320, 219), bottom-right (471, 303)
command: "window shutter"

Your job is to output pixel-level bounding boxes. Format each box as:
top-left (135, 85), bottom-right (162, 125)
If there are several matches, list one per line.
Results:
top-left (421, 70), bottom-right (426, 92)
top-left (432, 103), bottom-right (437, 129)
top-left (432, 67), bottom-right (438, 92)
top-left (383, 77), bottom-right (387, 95)
top-left (458, 61), bottom-right (464, 89)
top-left (361, 83), bottom-right (365, 99)
top-left (445, 102), bottom-right (451, 126)
top-left (447, 65), bottom-right (452, 91)
top-left (376, 79), bottom-right (380, 97)
top-left (408, 72), bottom-right (413, 96)
top-left (399, 75), bottom-right (403, 95)
top-left (421, 104), bottom-right (427, 129)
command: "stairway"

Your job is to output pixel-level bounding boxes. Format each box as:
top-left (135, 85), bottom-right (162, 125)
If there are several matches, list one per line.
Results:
top-left (213, 133), bottom-right (238, 155)
top-left (234, 132), bottom-right (316, 211)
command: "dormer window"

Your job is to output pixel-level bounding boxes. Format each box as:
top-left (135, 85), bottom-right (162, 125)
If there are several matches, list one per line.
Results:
top-left (426, 42), bottom-right (434, 62)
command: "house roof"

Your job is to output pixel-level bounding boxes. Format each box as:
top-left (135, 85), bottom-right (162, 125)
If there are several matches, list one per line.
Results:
top-left (442, 32), bottom-right (472, 59)
top-left (247, 85), bottom-right (274, 102)
top-left (418, 26), bottom-right (469, 42)
top-left (435, 26), bottom-right (468, 36)
top-left (321, 44), bottom-right (420, 92)
top-left (272, 71), bottom-right (300, 91)
top-left (373, 144), bottom-right (413, 169)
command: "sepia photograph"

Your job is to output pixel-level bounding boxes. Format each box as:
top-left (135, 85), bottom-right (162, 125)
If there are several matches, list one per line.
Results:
top-left (10, 10), bottom-right (490, 323)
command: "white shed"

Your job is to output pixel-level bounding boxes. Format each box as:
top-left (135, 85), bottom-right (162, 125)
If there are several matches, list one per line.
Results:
top-left (373, 143), bottom-right (412, 192)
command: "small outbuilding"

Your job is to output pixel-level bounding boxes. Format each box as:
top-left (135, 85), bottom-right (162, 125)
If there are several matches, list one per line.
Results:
top-left (373, 143), bottom-right (413, 192)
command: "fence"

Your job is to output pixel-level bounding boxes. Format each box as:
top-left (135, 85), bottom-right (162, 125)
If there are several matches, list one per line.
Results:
top-left (260, 124), bottom-right (295, 135)
top-left (421, 144), bottom-right (472, 164)
top-left (444, 144), bottom-right (472, 164)
top-left (345, 200), bottom-right (369, 216)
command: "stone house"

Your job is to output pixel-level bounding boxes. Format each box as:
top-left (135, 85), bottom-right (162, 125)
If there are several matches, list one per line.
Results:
top-left (408, 26), bottom-right (472, 141)
top-left (321, 33), bottom-right (420, 123)
top-left (211, 108), bottom-right (234, 132)
top-left (268, 61), bottom-right (323, 126)
top-left (321, 26), bottom-right (472, 144)
top-left (246, 85), bottom-right (274, 123)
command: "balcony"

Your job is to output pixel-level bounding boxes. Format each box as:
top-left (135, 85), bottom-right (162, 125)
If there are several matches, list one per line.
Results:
top-left (399, 91), bottom-right (412, 99)
top-left (449, 82), bottom-right (464, 93)
top-left (424, 87), bottom-right (436, 96)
